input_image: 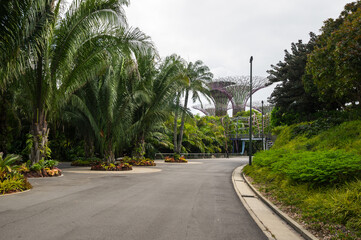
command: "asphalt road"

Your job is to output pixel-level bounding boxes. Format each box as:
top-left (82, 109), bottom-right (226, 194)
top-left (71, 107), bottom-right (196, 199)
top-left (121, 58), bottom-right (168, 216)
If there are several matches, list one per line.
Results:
top-left (0, 158), bottom-right (267, 240)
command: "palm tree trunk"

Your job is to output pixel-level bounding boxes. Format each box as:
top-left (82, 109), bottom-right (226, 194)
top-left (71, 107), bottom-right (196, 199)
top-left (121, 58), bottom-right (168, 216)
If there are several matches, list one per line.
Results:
top-left (134, 134), bottom-right (146, 159)
top-left (30, 55), bottom-right (49, 164)
top-left (84, 135), bottom-right (94, 158)
top-left (173, 92), bottom-right (181, 153)
top-left (30, 109), bottom-right (49, 164)
top-left (177, 90), bottom-right (189, 153)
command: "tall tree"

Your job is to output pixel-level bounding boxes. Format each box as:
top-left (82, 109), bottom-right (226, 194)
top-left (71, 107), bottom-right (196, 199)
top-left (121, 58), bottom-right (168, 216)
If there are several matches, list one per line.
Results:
top-left (267, 35), bottom-right (322, 126)
top-left (0, 0), bottom-right (150, 163)
top-left (305, 1), bottom-right (361, 108)
top-left (131, 52), bottom-right (185, 158)
top-left (176, 60), bottom-right (213, 154)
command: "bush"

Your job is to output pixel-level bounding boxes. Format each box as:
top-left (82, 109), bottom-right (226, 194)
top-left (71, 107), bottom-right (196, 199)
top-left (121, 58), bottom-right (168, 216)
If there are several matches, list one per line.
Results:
top-left (71, 157), bottom-right (101, 166)
top-left (0, 171), bottom-right (32, 194)
top-left (44, 160), bottom-right (59, 168)
top-left (285, 150), bottom-right (361, 185)
top-left (252, 150), bottom-right (361, 186)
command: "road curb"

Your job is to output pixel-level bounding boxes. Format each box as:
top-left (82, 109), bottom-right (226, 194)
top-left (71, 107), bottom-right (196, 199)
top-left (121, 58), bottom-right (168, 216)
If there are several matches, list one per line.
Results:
top-left (232, 166), bottom-right (276, 240)
top-left (241, 170), bottom-right (318, 240)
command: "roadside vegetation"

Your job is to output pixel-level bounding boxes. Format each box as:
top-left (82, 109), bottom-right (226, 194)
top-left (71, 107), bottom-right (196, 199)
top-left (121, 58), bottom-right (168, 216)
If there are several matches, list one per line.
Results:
top-left (245, 2), bottom-right (361, 239)
top-left (244, 121), bottom-right (361, 239)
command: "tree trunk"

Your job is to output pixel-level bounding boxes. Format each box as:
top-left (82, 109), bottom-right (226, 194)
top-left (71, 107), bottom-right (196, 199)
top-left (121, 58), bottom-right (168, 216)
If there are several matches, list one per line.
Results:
top-left (177, 90), bottom-right (189, 153)
top-left (105, 139), bottom-right (115, 164)
top-left (173, 93), bottom-right (180, 153)
top-left (134, 134), bottom-right (146, 159)
top-left (30, 110), bottom-right (49, 164)
top-left (84, 135), bottom-right (94, 158)
top-left (0, 92), bottom-right (7, 154)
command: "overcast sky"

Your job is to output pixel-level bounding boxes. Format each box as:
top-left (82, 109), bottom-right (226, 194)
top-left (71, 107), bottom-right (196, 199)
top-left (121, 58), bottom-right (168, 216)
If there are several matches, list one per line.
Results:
top-left (124, 0), bottom-right (352, 113)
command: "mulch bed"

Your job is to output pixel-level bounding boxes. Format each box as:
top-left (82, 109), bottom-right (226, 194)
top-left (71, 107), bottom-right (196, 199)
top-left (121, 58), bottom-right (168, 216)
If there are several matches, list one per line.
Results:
top-left (90, 163), bottom-right (132, 171)
top-left (22, 168), bottom-right (62, 178)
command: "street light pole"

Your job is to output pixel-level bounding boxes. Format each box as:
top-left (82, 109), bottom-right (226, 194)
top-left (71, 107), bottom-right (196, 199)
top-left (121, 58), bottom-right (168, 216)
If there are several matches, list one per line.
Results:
top-left (261, 100), bottom-right (265, 150)
top-left (249, 56), bottom-right (253, 166)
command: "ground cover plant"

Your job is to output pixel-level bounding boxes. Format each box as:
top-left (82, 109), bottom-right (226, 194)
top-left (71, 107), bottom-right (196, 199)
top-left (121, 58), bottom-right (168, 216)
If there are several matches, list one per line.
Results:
top-left (90, 162), bottom-right (132, 171)
top-left (164, 154), bottom-right (188, 163)
top-left (20, 159), bottom-right (62, 178)
top-left (0, 153), bottom-right (32, 194)
top-left (244, 121), bottom-right (361, 239)
top-left (121, 157), bottom-right (156, 166)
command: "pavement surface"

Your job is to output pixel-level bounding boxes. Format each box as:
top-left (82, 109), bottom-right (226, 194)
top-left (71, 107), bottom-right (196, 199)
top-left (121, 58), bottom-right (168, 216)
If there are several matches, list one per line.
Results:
top-left (0, 158), bottom-right (267, 240)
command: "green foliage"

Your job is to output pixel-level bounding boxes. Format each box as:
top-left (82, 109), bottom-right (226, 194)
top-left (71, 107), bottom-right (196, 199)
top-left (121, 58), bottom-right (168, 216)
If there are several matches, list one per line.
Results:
top-left (0, 153), bottom-right (31, 194)
top-left (29, 163), bottom-right (42, 172)
top-left (272, 120), bottom-right (361, 154)
top-left (160, 115), bottom-right (227, 154)
top-left (0, 153), bottom-right (21, 173)
top-left (244, 118), bottom-right (361, 238)
top-left (267, 36), bottom-right (323, 126)
top-left (0, 171), bottom-right (32, 194)
top-left (305, 1), bottom-right (361, 108)
top-left (43, 160), bottom-right (59, 168)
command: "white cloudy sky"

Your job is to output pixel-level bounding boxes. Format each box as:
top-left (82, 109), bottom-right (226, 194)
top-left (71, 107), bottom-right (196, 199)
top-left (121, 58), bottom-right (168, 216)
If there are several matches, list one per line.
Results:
top-left (124, 0), bottom-right (352, 112)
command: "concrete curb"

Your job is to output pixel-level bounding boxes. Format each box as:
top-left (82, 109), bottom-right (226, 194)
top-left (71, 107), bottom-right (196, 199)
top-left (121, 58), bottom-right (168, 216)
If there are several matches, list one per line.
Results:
top-left (0, 189), bottom-right (31, 197)
top-left (242, 171), bottom-right (318, 240)
top-left (232, 166), bottom-right (276, 240)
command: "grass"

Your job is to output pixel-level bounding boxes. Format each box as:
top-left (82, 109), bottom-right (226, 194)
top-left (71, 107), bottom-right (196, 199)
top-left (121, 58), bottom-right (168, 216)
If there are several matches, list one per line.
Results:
top-left (244, 120), bottom-right (361, 239)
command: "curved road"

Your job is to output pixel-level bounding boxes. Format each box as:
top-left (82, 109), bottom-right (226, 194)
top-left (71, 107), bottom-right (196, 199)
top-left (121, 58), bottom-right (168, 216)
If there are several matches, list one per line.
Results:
top-left (0, 158), bottom-right (267, 240)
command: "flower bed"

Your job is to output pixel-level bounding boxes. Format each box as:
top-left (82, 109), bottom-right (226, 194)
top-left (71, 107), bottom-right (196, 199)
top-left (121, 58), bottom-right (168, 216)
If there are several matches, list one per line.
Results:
top-left (22, 167), bottom-right (62, 178)
top-left (90, 162), bottom-right (132, 171)
top-left (1, 153), bottom-right (32, 194)
top-left (19, 160), bottom-right (62, 178)
top-left (164, 156), bottom-right (188, 163)
top-left (121, 157), bottom-right (156, 166)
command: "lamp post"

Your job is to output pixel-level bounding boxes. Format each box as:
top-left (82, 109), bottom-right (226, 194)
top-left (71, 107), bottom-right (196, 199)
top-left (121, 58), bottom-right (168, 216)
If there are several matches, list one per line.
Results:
top-left (261, 100), bottom-right (265, 150)
top-left (249, 56), bottom-right (253, 166)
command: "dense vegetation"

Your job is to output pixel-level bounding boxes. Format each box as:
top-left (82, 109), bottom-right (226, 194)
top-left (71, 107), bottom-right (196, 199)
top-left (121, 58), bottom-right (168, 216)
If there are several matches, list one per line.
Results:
top-left (246, 2), bottom-right (361, 239)
top-left (269, 1), bottom-right (361, 126)
top-left (0, 0), bottom-right (215, 167)
top-left (244, 121), bottom-right (361, 239)
top-left (0, 0), bottom-right (218, 192)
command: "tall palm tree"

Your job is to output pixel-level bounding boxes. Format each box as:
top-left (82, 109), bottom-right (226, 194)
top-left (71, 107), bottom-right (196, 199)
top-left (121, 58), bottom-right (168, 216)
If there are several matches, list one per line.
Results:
top-left (130, 53), bottom-right (185, 158)
top-left (65, 56), bottom-right (140, 163)
top-left (1, 0), bottom-right (151, 163)
top-left (175, 60), bottom-right (213, 154)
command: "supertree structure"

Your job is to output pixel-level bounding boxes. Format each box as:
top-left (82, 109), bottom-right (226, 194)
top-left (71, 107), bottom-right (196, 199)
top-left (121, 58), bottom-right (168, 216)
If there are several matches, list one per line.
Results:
top-left (193, 103), bottom-right (232, 116)
top-left (193, 76), bottom-right (267, 116)
top-left (208, 80), bottom-right (235, 116)
top-left (222, 76), bottom-right (267, 114)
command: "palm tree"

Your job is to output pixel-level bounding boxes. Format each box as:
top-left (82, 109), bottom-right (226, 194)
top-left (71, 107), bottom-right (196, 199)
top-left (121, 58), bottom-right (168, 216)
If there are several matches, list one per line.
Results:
top-left (130, 53), bottom-right (185, 158)
top-left (65, 56), bottom-right (140, 163)
top-left (175, 60), bottom-right (213, 154)
top-left (1, 0), bottom-right (151, 164)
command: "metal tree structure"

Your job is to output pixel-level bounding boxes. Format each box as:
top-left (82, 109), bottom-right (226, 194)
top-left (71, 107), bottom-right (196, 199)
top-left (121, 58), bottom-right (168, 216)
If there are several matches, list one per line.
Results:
top-left (192, 76), bottom-right (268, 117)
top-left (193, 103), bottom-right (232, 116)
top-left (222, 76), bottom-right (267, 115)
top-left (208, 80), bottom-right (234, 116)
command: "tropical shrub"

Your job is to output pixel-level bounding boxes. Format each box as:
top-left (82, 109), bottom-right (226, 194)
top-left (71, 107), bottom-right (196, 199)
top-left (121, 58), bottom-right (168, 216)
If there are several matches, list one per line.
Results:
top-left (121, 157), bottom-right (156, 166)
top-left (164, 156), bottom-right (187, 163)
top-left (244, 120), bottom-right (361, 238)
top-left (0, 172), bottom-right (32, 194)
top-left (0, 153), bottom-right (32, 194)
top-left (90, 162), bottom-right (132, 171)
top-left (71, 157), bottom-right (101, 166)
